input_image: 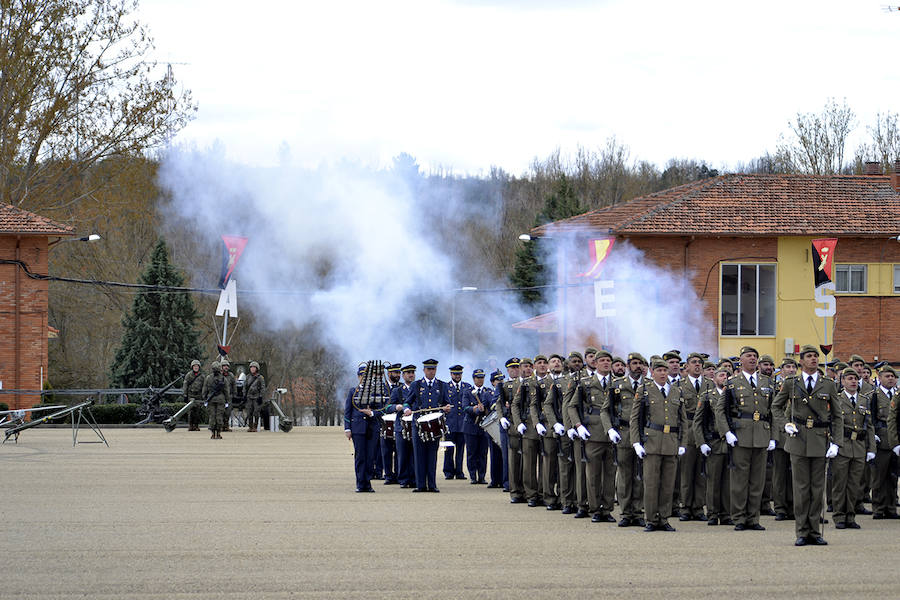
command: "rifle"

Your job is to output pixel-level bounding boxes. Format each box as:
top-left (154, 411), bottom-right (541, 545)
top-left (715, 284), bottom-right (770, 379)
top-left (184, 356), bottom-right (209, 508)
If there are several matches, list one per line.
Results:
top-left (136, 373), bottom-right (186, 425)
top-left (532, 381), bottom-right (547, 458)
top-left (550, 381), bottom-right (570, 461)
top-left (608, 384), bottom-right (619, 467)
top-left (636, 383), bottom-right (648, 481)
top-left (722, 384), bottom-right (737, 470)
top-left (574, 376), bottom-right (589, 463)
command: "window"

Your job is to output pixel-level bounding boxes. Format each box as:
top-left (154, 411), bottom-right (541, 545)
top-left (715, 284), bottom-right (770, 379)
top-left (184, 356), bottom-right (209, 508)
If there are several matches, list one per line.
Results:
top-left (894, 265), bottom-right (900, 294)
top-left (835, 264), bottom-right (867, 293)
top-left (721, 264), bottom-right (776, 336)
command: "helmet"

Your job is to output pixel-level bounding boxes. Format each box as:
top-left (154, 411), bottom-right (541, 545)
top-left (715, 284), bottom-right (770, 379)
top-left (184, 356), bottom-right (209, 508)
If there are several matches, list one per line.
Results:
top-left (250, 361), bottom-right (260, 369)
top-left (190, 359), bottom-right (201, 368)
top-left (219, 358), bottom-right (230, 368)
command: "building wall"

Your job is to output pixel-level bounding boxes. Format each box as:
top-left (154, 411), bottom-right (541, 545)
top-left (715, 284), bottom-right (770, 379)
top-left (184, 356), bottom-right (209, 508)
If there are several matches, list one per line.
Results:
top-left (0, 235), bottom-right (49, 409)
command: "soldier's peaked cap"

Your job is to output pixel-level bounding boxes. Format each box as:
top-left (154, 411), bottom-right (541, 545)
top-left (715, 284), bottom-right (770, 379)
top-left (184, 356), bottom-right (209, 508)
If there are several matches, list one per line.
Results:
top-left (387, 363), bottom-right (401, 371)
top-left (505, 357), bottom-right (520, 368)
top-left (491, 369), bottom-right (505, 381)
top-left (449, 364), bottom-right (464, 373)
top-left (401, 364), bottom-right (416, 373)
top-left (423, 359), bottom-right (439, 367)
top-left (473, 368), bottom-right (485, 378)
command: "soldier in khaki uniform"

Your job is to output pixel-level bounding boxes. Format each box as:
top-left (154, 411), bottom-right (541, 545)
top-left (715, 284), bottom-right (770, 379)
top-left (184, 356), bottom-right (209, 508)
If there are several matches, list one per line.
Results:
top-left (758, 354), bottom-right (778, 516)
top-left (512, 357), bottom-right (543, 506)
top-left (573, 349), bottom-right (617, 522)
top-left (715, 346), bottom-right (776, 531)
top-left (182, 359), bottom-right (204, 431)
top-left (631, 358), bottom-right (687, 531)
top-left (772, 357), bottom-right (796, 520)
top-left (848, 354), bottom-right (875, 515)
top-left (527, 355), bottom-right (559, 509)
top-left (220, 359), bottom-right (236, 432)
top-left (694, 367), bottom-right (732, 525)
top-left (244, 361), bottom-right (266, 432)
top-left (555, 352), bottom-right (582, 514)
top-left (496, 358), bottom-right (524, 503)
top-left (772, 344), bottom-right (843, 546)
top-left (872, 365), bottom-right (899, 518)
top-left (563, 348), bottom-right (597, 518)
top-left (202, 361), bottom-right (232, 439)
top-left (602, 352), bottom-right (647, 527)
top-left (678, 352), bottom-right (713, 521)
top-left (831, 368), bottom-right (876, 529)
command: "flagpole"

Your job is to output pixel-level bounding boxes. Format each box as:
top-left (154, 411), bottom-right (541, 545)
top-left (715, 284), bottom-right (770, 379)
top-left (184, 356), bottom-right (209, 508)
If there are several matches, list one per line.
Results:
top-left (222, 309), bottom-right (229, 349)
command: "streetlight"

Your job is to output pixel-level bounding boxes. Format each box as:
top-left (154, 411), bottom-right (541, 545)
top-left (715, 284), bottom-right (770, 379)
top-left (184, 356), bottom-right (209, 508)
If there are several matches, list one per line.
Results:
top-left (518, 234), bottom-right (532, 241)
top-left (450, 286), bottom-right (478, 363)
top-left (48, 234), bottom-right (102, 249)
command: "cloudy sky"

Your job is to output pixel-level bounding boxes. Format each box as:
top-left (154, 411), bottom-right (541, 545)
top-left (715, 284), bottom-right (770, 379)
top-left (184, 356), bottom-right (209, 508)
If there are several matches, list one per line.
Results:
top-left (139, 0), bottom-right (899, 174)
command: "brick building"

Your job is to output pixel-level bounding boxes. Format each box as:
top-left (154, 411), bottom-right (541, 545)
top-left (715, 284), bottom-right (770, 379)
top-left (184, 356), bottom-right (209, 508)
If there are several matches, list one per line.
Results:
top-left (0, 204), bottom-right (72, 410)
top-left (522, 163), bottom-right (900, 364)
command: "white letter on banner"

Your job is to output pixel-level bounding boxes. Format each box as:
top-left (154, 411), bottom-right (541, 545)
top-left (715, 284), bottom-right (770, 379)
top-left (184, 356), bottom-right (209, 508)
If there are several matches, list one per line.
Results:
top-left (814, 282), bottom-right (836, 318)
top-left (594, 280), bottom-right (616, 318)
top-left (216, 279), bottom-right (238, 317)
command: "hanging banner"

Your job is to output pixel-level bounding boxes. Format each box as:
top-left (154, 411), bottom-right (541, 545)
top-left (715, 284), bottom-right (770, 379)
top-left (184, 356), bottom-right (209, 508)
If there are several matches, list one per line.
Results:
top-left (216, 279), bottom-right (238, 318)
top-left (219, 235), bottom-right (249, 289)
top-left (578, 237), bottom-right (615, 278)
top-left (811, 238), bottom-right (837, 289)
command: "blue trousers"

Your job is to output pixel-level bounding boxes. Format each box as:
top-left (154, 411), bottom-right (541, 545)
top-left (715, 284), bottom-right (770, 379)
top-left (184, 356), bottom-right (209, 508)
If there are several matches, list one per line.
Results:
top-left (412, 424), bottom-right (439, 490)
top-left (443, 432), bottom-right (466, 478)
top-left (499, 426), bottom-right (510, 489)
top-left (396, 432), bottom-right (414, 486)
top-left (352, 429), bottom-right (378, 491)
top-left (380, 436), bottom-right (397, 482)
top-left (465, 432), bottom-right (489, 482)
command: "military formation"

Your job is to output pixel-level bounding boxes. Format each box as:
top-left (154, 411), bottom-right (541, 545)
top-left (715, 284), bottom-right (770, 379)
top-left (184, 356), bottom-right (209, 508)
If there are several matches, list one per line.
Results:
top-left (180, 357), bottom-right (267, 438)
top-left (344, 345), bottom-right (900, 546)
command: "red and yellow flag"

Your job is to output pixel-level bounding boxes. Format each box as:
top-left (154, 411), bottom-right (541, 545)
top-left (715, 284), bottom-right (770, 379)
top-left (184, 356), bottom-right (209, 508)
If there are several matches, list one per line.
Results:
top-left (578, 237), bottom-right (615, 278)
top-left (218, 235), bottom-right (248, 289)
top-left (811, 238), bottom-right (837, 289)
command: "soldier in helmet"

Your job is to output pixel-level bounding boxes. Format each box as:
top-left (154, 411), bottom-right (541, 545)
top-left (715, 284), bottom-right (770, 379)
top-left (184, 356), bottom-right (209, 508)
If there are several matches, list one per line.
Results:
top-left (220, 359), bottom-right (237, 432)
top-left (182, 359), bottom-right (204, 431)
top-left (202, 361), bottom-right (231, 439)
top-left (244, 361), bottom-right (267, 432)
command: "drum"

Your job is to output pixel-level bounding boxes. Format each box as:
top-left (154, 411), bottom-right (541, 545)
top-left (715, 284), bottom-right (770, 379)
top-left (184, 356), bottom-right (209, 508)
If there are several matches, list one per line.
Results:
top-left (417, 412), bottom-right (445, 442)
top-left (480, 410), bottom-right (502, 446)
top-left (381, 413), bottom-right (396, 440)
top-left (401, 414), bottom-right (413, 441)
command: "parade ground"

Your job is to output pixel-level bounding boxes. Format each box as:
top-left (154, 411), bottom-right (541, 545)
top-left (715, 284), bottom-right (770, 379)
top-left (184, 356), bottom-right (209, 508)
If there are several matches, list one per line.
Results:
top-left (1, 427), bottom-right (896, 599)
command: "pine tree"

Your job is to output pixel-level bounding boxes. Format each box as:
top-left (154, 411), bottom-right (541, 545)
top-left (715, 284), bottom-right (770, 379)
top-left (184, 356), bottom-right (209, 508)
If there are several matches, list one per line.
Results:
top-left (109, 239), bottom-right (204, 388)
top-left (510, 175), bottom-right (584, 308)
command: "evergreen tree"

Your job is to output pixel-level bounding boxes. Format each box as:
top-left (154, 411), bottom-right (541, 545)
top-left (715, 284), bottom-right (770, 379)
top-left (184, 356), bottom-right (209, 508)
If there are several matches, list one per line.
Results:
top-left (510, 175), bottom-right (584, 308)
top-left (109, 239), bottom-right (204, 388)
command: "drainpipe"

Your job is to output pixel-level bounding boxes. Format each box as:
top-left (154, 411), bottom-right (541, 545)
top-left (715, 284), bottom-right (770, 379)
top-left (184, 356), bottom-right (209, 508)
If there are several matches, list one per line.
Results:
top-left (15, 236), bottom-right (20, 410)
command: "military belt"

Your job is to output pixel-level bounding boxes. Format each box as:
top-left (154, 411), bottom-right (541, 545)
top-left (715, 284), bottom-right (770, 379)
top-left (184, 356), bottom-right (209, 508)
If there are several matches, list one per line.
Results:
top-left (647, 422), bottom-right (679, 434)
top-left (737, 411), bottom-right (765, 421)
top-left (703, 431), bottom-right (717, 442)
top-left (792, 417), bottom-right (828, 429)
top-left (617, 417), bottom-right (630, 428)
top-left (843, 428), bottom-right (867, 441)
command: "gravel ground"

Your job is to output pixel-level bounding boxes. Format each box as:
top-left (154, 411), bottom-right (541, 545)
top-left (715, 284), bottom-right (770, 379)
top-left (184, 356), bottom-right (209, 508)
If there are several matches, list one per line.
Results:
top-left (0, 427), bottom-right (896, 599)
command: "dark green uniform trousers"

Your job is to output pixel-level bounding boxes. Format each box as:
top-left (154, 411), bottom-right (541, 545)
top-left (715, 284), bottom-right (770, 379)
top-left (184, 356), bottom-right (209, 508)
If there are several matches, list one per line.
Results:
top-left (585, 440), bottom-right (616, 515)
top-left (791, 454), bottom-right (826, 538)
top-left (730, 446), bottom-right (766, 526)
top-left (643, 454), bottom-right (677, 526)
top-left (617, 445), bottom-right (643, 519)
top-left (832, 454), bottom-right (864, 524)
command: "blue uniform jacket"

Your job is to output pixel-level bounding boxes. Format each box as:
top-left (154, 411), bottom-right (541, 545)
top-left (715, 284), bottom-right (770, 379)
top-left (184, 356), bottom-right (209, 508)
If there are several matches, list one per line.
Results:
top-left (445, 380), bottom-right (472, 433)
top-left (463, 385), bottom-right (492, 436)
top-left (405, 378), bottom-right (450, 412)
top-left (344, 386), bottom-right (378, 434)
top-left (385, 383), bottom-right (409, 434)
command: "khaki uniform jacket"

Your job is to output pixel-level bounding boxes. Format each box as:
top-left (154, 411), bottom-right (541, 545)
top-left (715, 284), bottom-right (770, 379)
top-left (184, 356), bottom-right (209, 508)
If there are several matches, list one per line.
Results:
top-left (539, 374), bottom-right (566, 429)
top-left (182, 370), bottom-right (204, 400)
top-left (629, 381), bottom-right (687, 456)
top-left (563, 369), bottom-right (592, 431)
top-left (692, 387), bottom-right (728, 455)
top-left (494, 378), bottom-right (522, 432)
top-left (245, 373), bottom-right (267, 402)
top-left (887, 388), bottom-right (900, 448)
top-left (836, 391), bottom-right (875, 459)
top-left (872, 387), bottom-right (894, 451)
top-left (580, 371), bottom-right (612, 436)
top-left (772, 373), bottom-right (843, 457)
top-left (512, 376), bottom-right (540, 440)
top-left (715, 372), bottom-right (774, 449)
top-left (771, 379), bottom-right (787, 447)
top-left (560, 371), bottom-right (583, 431)
top-left (601, 375), bottom-right (644, 447)
top-left (679, 376), bottom-right (715, 447)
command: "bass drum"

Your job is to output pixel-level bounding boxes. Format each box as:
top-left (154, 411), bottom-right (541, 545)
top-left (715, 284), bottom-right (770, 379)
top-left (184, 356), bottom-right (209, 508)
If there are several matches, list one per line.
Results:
top-left (381, 413), bottom-right (396, 440)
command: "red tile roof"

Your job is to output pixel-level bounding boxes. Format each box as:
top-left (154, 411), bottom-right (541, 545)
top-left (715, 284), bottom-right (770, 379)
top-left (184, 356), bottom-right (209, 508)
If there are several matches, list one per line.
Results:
top-left (0, 203), bottom-right (73, 235)
top-left (532, 174), bottom-right (900, 237)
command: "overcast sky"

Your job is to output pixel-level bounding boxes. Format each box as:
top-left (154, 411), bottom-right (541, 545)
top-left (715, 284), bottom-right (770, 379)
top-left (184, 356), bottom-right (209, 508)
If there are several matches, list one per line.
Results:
top-left (138, 0), bottom-right (899, 174)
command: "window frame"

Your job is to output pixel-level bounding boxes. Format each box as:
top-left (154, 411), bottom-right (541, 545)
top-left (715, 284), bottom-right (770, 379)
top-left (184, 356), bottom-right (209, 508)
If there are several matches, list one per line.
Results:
top-left (834, 264), bottom-right (867, 294)
top-left (719, 262), bottom-right (777, 337)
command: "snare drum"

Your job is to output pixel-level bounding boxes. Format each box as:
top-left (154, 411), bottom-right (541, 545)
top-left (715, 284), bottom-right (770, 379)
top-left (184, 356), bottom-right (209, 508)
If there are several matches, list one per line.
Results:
top-left (416, 412), bottom-right (445, 442)
top-left (401, 414), bottom-right (413, 441)
top-left (480, 410), bottom-right (502, 446)
top-left (381, 413), bottom-right (396, 440)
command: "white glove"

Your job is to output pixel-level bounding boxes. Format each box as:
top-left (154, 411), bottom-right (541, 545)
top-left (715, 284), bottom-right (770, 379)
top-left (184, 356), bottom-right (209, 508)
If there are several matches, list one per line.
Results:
top-left (553, 422), bottom-right (565, 436)
top-left (225, 403), bottom-right (229, 409)
top-left (825, 443), bottom-right (839, 459)
top-left (607, 428), bottom-right (621, 444)
top-left (536, 423), bottom-right (547, 436)
top-left (516, 423), bottom-right (527, 435)
top-left (576, 424), bottom-right (591, 440)
top-left (725, 431), bottom-right (738, 447)
top-left (633, 442), bottom-right (647, 459)
top-left (500, 417), bottom-right (510, 430)
top-left (567, 428), bottom-right (577, 440)
top-left (700, 443), bottom-right (711, 456)
top-left (866, 451), bottom-right (876, 462)
top-left (893, 445), bottom-right (900, 457)
top-left (875, 434), bottom-right (881, 444)
top-left (767, 439), bottom-right (776, 451)
top-left (677, 446), bottom-right (686, 456)
top-left (204, 402), bottom-right (208, 407)
top-left (785, 422), bottom-right (798, 436)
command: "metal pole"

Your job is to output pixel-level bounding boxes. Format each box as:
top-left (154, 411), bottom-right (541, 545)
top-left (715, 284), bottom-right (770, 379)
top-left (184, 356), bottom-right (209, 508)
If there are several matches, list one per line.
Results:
top-left (222, 309), bottom-right (229, 347)
top-left (450, 293), bottom-right (456, 364)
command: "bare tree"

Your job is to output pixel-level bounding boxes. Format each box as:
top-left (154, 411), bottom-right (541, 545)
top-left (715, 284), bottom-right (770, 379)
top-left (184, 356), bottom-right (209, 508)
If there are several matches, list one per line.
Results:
top-left (775, 98), bottom-right (856, 174)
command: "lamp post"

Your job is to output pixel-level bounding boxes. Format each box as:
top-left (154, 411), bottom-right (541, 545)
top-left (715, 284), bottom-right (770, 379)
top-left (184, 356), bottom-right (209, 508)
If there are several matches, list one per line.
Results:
top-left (48, 234), bottom-right (101, 249)
top-left (450, 286), bottom-right (478, 363)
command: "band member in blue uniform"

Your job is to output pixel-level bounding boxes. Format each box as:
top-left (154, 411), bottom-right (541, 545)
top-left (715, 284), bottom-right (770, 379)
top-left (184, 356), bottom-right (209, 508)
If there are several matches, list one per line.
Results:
top-left (403, 358), bottom-right (451, 492)
top-left (380, 364), bottom-right (402, 484)
top-left (487, 369), bottom-right (506, 488)
top-left (386, 364), bottom-right (417, 487)
top-left (344, 364), bottom-right (379, 492)
top-left (463, 368), bottom-right (491, 484)
top-left (444, 364), bottom-right (470, 480)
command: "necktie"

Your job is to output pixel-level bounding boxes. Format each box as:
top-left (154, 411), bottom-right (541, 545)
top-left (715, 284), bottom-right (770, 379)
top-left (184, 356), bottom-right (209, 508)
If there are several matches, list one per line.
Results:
top-left (888, 390), bottom-right (893, 401)
top-left (660, 385), bottom-right (667, 398)
top-left (602, 376), bottom-right (607, 390)
top-left (850, 395), bottom-right (856, 407)
top-left (695, 379), bottom-right (700, 393)
top-left (749, 375), bottom-right (756, 389)
top-left (806, 377), bottom-right (813, 395)
top-left (634, 379), bottom-right (640, 390)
